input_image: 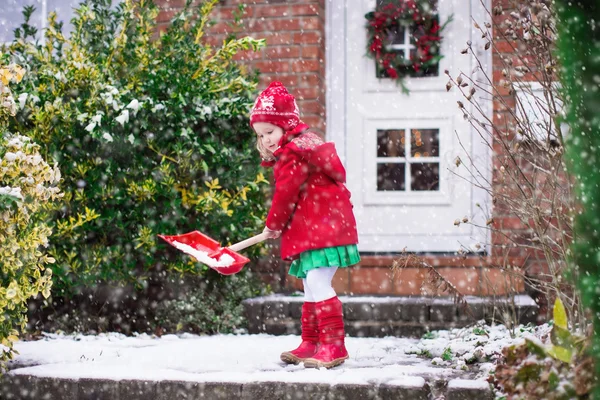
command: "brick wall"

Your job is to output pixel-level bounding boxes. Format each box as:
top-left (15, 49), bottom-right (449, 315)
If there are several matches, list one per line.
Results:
top-left (156, 0), bottom-right (327, 134)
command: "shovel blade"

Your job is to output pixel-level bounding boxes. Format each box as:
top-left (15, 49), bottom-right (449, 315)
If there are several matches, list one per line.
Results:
top-left (158, 231), bottom-right (249, 275)
top-left (159, 230), bottom-right (221, 252)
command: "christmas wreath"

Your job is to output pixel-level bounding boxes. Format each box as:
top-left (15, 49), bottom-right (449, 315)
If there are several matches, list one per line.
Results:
top-left (365, 0), bottom-right (451, 92)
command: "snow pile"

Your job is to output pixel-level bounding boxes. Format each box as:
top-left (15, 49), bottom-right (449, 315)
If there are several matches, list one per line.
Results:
top-left (404, 322), bottom-right (552, 378)
top-left (171, 240), bottom-right (235, 267)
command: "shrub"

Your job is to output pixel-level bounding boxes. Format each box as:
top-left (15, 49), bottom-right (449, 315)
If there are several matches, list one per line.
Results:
top-left (153, 272), bottom-right (269, 335)
top-left (0, 55), bottom-right (62, 368)
top-left (492, 299), bottom-right (597, 399)
top-left (7, 0), bottom-right (268, 299)
top-left (555, 1), bottom-right (600, 396)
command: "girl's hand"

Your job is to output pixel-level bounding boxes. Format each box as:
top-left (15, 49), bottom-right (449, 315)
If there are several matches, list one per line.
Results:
top-left (263, 226), bottom-right (281, 239)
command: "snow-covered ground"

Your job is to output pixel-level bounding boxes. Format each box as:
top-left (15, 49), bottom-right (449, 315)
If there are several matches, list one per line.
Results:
top-left (7, 323), bottom-right (550, 386)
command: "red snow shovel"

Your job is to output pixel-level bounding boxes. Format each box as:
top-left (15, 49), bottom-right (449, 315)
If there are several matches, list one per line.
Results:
top-left (158, 231), bottom-right (271, 275)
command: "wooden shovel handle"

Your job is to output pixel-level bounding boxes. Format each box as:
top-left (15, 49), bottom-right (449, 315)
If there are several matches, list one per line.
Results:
top-left (228, 232), bottom-right (272, 253)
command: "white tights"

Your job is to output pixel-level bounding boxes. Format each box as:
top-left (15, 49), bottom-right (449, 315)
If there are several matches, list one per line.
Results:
top-left (302, 267), bottom-right (338, 303)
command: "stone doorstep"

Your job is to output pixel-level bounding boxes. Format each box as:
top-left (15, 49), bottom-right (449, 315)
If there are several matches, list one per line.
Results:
top-left (0, 375), bottom-right (494, 400)
top-left (258, 318), bottom-right (475, 338)
top-left (243, 295), bottom-right (539, 337)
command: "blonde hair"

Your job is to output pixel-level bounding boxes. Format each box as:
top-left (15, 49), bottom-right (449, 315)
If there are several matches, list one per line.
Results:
top-left (256, 135), bottom-right (276, 162)
top-left (254, 126), bottom-right (313, 162)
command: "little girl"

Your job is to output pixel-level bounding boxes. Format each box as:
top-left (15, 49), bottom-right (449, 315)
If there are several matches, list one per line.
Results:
top-left (250, 81), bottom-right (360, 369)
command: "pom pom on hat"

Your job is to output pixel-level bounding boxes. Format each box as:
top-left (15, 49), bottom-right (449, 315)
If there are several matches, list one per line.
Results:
top-left (250, 81), bottom-right (300, 131)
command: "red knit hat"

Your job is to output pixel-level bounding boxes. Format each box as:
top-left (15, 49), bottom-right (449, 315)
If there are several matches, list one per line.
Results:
top-left (250, 81), bottom-right (300, 131)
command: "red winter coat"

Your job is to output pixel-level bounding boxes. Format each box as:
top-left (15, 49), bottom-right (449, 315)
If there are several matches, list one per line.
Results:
top-left (262, 128), bottom-right (359, 261)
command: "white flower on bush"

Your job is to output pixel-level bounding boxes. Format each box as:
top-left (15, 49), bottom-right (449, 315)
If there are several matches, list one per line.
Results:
top-left (53, 165), bottom-right (61, 183)
top-left (7, 137), bottom-right (23, 149)
top-left (116, 109), bottom-right (129, 126)
top-left (4, 152), bottom-right (17, 162)
top-left (30, 154), bottom-right (43, 166)
top-left (101, 92), bottom-right (114, 106)
top-left (2, 94), bottom-right (17, 115)
top-left (85, 122), bottom-right (96, 132)
top-left (84, 113), bottom-right (103, 132)
top-left (102, 132), bottom-right (114, 142)
top-left (151, 104), bottom-right (165, 113)
top-left (107, 86), bottom-right (119, 95)
top-left (18, 93), bottom-right (28, 109)
top-left (126, 99), bottom-right (140, 113)
top-left (0, 186), bottom-right (24, 200)
top-left (54, 71), bottom-right (66, 83)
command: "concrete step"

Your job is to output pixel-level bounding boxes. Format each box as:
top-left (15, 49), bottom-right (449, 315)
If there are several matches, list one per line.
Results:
top-left (0, 374), bottom-right (494, 400)
top-left (243, 294), bottom-right (538, 337)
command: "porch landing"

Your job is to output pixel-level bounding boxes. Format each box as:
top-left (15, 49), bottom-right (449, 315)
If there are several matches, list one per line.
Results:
top-left (1, 333), bottom-right (494, 400)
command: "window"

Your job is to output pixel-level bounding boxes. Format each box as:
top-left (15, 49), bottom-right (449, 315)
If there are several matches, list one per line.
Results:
top-left (376, 128), bottom-right (440, 192)
top-left (514, 82), bottom-right (566, 144)
top-left (374, 0), bottom-right (440, 79)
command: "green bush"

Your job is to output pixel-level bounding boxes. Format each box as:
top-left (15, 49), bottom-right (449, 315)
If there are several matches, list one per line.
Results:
top-left (7, 0), bottom-right (268, 299)
top-left (492, 299), bottom-right (597, 399)
top-left (556, 1), bottom-right (600, 396)
top-left (153, 273), bottom-right (269, 335)
top-left (0, 55), bottom-right (62, 367)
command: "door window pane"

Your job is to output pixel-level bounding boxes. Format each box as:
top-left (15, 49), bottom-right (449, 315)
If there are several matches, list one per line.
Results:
top-left (411, 129), bottom-right (439, 157)
top-left (377, 129), bottom-right (405, 157)
top-left (386, 25), bottom-right (406, 59)
top-left (411, 163), bottom-right (439, 191)
top-left (377, 163), bottom-right (405, 191)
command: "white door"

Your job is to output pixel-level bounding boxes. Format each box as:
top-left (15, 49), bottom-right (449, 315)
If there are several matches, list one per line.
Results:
top-left (326, 0), bottom-right (491, 253)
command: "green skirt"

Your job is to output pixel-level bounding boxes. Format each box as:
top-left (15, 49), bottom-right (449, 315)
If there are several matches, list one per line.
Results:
top-left (289, 245), bottom-right (360, 279)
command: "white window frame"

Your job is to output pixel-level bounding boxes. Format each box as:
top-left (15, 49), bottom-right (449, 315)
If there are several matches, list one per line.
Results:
top-left (514, 81), bottom-right (565, 142)
top-left (363, 118), bottom-right (453, 205)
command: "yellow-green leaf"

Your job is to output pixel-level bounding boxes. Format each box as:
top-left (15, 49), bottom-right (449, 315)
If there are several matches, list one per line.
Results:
top-left (553, 297), bottom-right (568, 329)
top-left (547, 345), bottom-right (572, 363)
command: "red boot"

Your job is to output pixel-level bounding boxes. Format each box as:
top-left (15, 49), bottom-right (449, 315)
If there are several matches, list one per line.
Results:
top-left (280, 302), bottom-right (319, 364)
top-left (304, 296), bottom-right (349, 369)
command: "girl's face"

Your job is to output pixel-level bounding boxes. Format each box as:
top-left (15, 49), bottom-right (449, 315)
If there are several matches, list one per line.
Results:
top-left (254, 122), bottom-right (284, 154)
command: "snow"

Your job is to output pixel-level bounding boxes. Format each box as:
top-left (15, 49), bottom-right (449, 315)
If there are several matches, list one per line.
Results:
top-left (8, 323), bottom-right (549, 387)
top-left (0, 186), bottom-right (23, 200)
top-left (9, 333), bottom-right (461, 386)
top-left (170, 241), bottom-right (235, 268)
top-left (448, 378), bottom-right (490, 389)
